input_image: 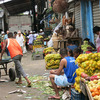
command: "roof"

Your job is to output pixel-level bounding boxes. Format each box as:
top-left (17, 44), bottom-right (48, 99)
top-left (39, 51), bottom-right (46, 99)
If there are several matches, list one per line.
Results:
top-left (0, 0), bottom-right (32, 15)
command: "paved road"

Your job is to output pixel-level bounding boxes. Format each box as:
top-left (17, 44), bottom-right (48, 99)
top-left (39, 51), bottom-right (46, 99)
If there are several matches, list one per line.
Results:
top-left (0, 52), bottom-right (50, 100)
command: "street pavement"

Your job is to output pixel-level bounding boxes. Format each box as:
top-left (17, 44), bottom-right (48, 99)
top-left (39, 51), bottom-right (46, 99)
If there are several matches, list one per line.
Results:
top-left (0, 52), bottom-right (50, 100)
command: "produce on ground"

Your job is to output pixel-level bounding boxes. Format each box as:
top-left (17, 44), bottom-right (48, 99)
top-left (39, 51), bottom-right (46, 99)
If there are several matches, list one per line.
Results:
top-left (21, 75), bottom-right (63, 96)
top-left (43, 47), bottom-right (54, 54)
top-left (45, 54), bottom-right (61, 69)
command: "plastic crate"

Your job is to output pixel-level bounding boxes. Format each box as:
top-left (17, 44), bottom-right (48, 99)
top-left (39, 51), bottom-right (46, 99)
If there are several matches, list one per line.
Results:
top-left (71, 88), bottom-right (85, 100)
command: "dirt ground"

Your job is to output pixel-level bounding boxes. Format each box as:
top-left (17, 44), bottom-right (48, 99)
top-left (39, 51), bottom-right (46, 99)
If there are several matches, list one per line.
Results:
top-left (0, 52), bottom-right (51, 100)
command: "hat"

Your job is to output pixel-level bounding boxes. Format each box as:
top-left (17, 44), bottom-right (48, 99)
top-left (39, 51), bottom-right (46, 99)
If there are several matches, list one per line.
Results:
top-left (40, 29), bottom-right (43, 32)
top-left (30, 31), bottom-right (33, 33)
top-left (1, 31), bottom-right (5, 34)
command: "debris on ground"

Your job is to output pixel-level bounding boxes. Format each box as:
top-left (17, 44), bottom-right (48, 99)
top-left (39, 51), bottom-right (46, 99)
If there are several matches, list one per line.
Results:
top-left (8, 89), bottom-right (26, 94)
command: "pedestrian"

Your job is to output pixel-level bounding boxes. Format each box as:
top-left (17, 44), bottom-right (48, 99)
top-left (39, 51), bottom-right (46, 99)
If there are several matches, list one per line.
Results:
top-left (1, 31), bottom-right (5, 50)
top-left (16, 30), bottom-right (25, 52)
top-left (39, 29), bottom-right (44, 37)
top-left (27, 31), bottom-right (34, 52)
top-left (48, 48), bottom-right (80, 99)
top-left (4, 30), bottom-right (9, 40)
top-left (0, 32), bottom-right (31, 87)
top-left (3, 30), bottom-right (10, 56)
top-left (13, 31), bottom-right (17, 38)
top-left (93, 26), bottom-right (100, 52)
top-left (83, 38), bottom-right (96, 49)
top-left (33, 31), bottom-right (39, 41)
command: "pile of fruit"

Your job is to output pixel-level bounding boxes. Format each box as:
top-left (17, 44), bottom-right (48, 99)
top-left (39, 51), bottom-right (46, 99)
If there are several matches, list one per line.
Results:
top-left (43, 47), bottom-right (55, 55)
top-left (45, 54), bottom-right (61, 69)
top-left (37, 35), bottom-right (43, 39)
top-left (75, 53), bottom-right (100, 76)
top-left (74, 53), bottom-right (100, 93)
top-left (88, 73), bottom-right (100, 100)
top-left (44, 38), bottom-right (50, 41)
top-left (74, 68), bottom-right (84, 93)
top-left (81, 41), bottom-right (94, 52)
top-left (34, 40), bottom-right (43, 45)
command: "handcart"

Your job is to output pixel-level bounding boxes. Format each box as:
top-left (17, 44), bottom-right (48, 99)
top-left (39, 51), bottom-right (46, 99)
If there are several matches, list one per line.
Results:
top-left (0, 57), bottom-right (16, 81)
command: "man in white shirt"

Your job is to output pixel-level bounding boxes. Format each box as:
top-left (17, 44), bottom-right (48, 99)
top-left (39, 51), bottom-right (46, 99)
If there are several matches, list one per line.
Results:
top-left (16, 31), bottom-right (24, 51)
top-left (39, 29), bottom-right (44, 36)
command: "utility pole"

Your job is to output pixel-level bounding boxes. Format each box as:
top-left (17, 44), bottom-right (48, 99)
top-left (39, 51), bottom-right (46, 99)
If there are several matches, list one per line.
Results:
top-left (31, 0), bottom-right (37, 32)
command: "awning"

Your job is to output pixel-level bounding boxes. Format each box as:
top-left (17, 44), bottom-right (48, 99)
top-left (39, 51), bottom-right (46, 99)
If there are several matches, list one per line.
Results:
top-left (0, 0), bottom-right (32, 15)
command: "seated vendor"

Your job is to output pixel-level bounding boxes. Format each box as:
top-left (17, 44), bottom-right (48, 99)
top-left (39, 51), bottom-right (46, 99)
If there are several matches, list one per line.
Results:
top-left (48, 48), bottom-right (80, 99)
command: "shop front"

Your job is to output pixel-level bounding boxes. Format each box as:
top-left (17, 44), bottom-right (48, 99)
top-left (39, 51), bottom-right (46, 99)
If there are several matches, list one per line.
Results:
top-left (92, 0), bottom-right (100, 44)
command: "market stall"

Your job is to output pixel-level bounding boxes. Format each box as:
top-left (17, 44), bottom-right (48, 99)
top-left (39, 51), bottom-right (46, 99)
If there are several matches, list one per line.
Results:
top-left (75, 52), bottom-right (100, 100)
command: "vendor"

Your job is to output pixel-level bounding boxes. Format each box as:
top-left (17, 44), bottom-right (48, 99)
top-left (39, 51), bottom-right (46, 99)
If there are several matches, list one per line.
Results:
top-left (67, 38), bottom-right (77, 51)
top-left (39, 29), bottom-right (44, 37)
top-left (93, 26), bottom-right (100, 52)
top-left (84, 38), bottom-right (96, 49)
top-left (48, 48), bottom-right (80, 99)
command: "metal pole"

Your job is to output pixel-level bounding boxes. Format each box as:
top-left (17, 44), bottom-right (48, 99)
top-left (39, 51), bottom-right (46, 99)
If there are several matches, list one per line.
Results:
top-left (31, 0), bottom-right (37, 32)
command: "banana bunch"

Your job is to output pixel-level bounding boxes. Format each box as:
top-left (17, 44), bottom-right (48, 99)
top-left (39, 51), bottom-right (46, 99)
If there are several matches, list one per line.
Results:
top-left (74, 82), bottom-right (81, 93)
top-left (37, 35), bottom-right (43, 39)
top-left (43, 47), bottom-right (54, 54)
top-left (45, 54), bottom-right (61, 69)
top-left (96, 61), bottom-right (100, 70)
top-left (74, 68), bottom-right (84, 93)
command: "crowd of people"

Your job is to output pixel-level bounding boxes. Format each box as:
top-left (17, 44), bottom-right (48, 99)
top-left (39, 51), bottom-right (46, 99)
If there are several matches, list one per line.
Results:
top-left (0, 29), bottom-right (45, 53)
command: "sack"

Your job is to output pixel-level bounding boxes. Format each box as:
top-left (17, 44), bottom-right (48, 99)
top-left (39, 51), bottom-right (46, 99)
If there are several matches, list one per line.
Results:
top-left (23, 46), bottom-right (27, 54)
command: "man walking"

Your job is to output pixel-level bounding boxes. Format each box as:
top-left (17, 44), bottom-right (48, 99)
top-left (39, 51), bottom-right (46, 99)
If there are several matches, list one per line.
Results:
top-left (0, 32), bottom-right (31, 87)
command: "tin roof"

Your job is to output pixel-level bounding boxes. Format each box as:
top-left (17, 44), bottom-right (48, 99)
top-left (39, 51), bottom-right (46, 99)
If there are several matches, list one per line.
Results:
top-left (0, 0), bottom-right (42, 15)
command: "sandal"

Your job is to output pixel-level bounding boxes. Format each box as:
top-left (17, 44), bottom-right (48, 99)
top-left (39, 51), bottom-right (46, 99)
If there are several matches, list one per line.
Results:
top-left (15, 81), bottom-right (22, 84)
top-left (48, 96), bottom-right (60, 99)
top-left (27, 82), bottom-right (31, 87)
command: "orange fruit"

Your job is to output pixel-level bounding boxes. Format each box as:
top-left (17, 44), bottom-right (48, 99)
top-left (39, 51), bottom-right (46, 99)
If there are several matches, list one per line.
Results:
top-left (92, 92), bottom-right (96, 97)
top-left (97, 86), bottom-right (100, 90)
top-left (99, 90), bottom-right (100, 94)
top-left (95, 92), bottom-right (99, 96)
top-left (90, 88), bottom-right (94, 93)
top-left (93, 88), bottom-right (97, 92)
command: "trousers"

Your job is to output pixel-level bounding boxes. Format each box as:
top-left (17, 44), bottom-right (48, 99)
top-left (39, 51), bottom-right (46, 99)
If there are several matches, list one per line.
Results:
top-left (12, 55), bottom-right (27, 78)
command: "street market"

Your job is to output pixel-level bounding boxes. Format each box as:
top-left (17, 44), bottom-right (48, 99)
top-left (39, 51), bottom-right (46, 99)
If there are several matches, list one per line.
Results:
top-left (0, 0), bottom-right (100, 100)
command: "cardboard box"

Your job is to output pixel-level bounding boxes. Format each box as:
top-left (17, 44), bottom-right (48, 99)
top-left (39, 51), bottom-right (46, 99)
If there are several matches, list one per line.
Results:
top-left (53, 40), bottom-right (59, 49)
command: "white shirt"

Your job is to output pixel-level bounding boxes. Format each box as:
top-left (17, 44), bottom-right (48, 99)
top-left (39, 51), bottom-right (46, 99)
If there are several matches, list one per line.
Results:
top-left (39, 32), bottom-right (44, 35)
top-left (33, 33), bottom-right (39, 40)
top-left (16, 34), bottom-right (24, 47)
top-left (96, 36), bottom-right (100, 49)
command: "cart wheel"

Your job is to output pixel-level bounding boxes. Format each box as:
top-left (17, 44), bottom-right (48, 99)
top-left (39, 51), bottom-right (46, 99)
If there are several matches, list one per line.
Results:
top-left (9, 68), bottom-right (16, 81)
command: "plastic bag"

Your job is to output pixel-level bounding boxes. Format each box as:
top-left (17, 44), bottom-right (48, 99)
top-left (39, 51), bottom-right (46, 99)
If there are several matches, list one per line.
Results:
top-left (23, 46), bottom-right (27, 54)
top-left (47, 38), bottom-right (53, 47)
